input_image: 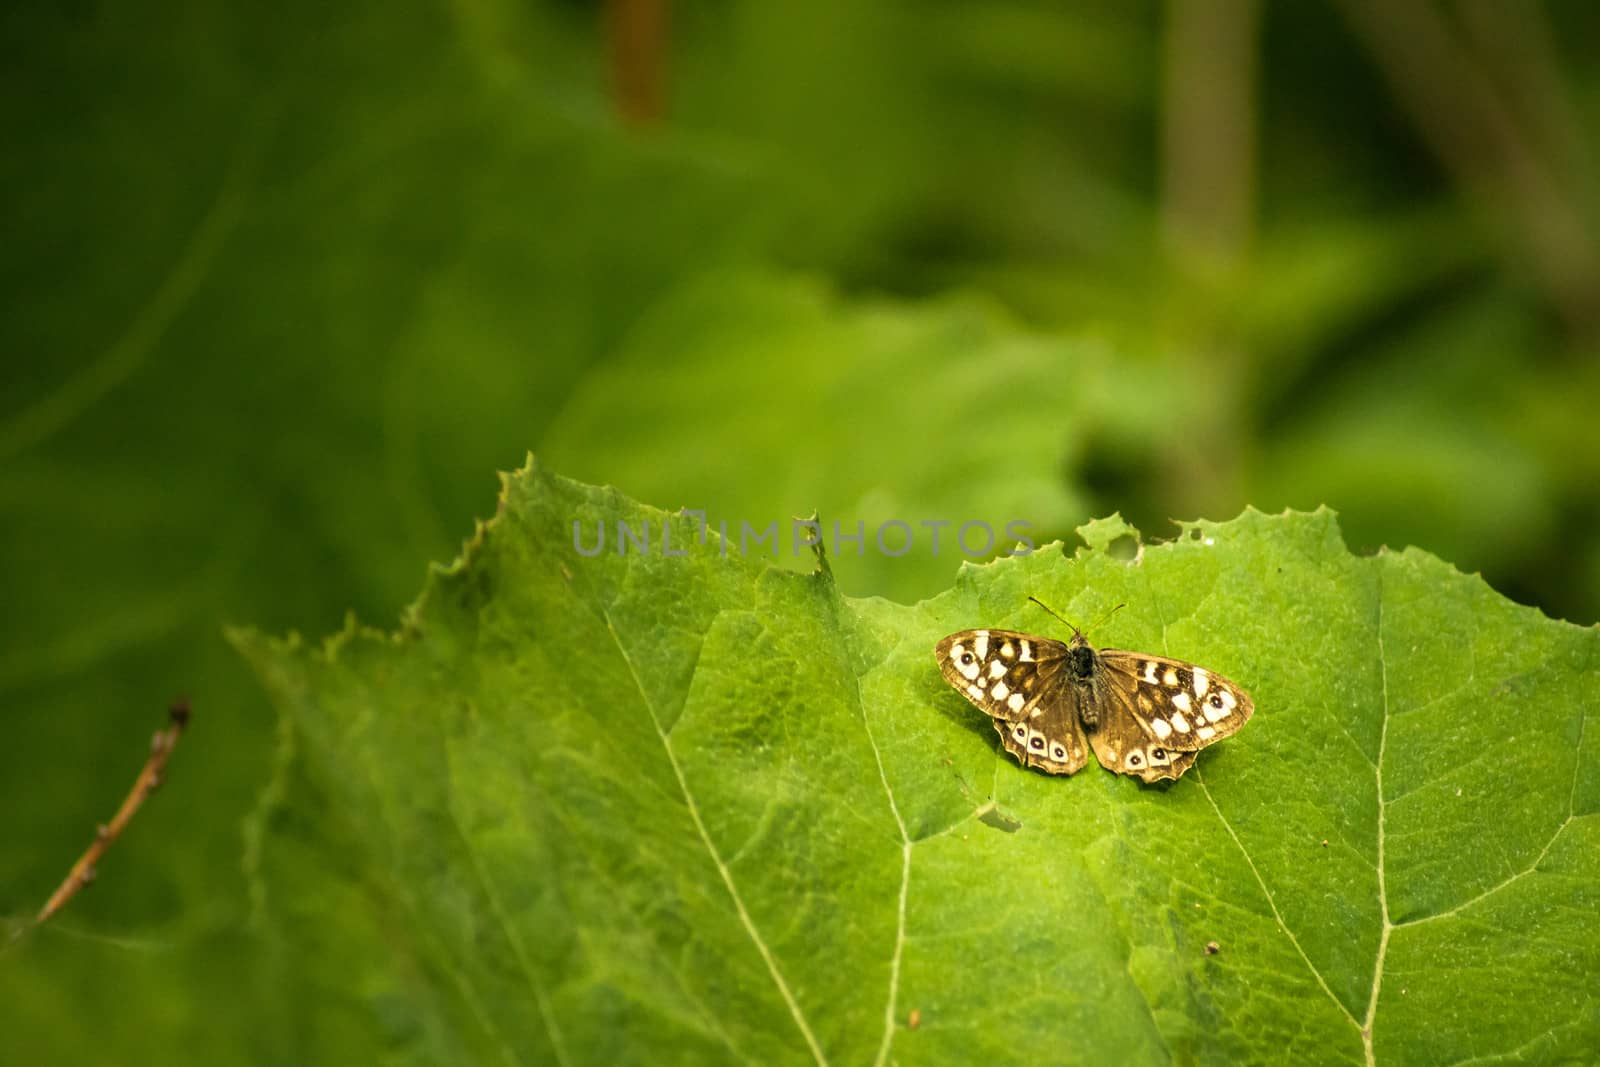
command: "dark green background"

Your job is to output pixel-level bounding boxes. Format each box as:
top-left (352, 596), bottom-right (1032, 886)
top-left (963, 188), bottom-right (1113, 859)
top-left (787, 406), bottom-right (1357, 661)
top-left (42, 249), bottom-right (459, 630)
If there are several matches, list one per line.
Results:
top-left (4, 1), bottom-right (1598, 1062)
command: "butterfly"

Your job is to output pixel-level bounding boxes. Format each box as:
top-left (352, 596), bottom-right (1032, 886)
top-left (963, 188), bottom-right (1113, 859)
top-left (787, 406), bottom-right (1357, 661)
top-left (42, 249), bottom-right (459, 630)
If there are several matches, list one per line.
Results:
top-left (934, 599), bottom-right (1253, 782)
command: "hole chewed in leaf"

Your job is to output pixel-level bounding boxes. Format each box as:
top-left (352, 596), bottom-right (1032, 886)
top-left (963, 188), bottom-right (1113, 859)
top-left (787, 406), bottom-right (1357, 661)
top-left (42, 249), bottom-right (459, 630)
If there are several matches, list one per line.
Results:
top-left (1075, 513), bottom-right (1142, 561)
top-left (1105, 533), bottom-right (1138, 561)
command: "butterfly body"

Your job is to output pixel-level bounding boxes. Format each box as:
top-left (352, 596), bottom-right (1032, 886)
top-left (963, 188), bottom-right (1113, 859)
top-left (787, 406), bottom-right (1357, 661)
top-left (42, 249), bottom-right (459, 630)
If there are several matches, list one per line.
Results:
top-left (934, 624), bottom-right (1253, 783)
top-left (1063, 639), bottom-right (1102, 728)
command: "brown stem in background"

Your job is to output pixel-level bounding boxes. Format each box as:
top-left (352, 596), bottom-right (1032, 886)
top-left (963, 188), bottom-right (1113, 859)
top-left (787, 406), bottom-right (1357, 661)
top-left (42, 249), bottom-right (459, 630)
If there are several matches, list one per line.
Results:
top-left (1334, 0), bottom-right (1600, 341)
top-left (31, 701), bottom-right (191, 929)
top-left (1158, 0), bottom-right (1262, 516)
top-left (606, 0), bottom-right (670, 128)
top-left (1161, 0), bottom-right (1262, 274)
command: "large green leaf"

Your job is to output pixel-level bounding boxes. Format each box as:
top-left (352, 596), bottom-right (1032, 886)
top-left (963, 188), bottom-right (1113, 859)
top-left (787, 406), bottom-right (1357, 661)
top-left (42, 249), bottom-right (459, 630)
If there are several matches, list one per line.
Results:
top-left (237, 460), bottom-right (1598, 1065)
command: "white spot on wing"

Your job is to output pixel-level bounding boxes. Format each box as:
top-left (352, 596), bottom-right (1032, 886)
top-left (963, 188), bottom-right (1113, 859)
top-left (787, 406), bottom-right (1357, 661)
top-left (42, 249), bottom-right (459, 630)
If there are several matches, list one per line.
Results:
top-left (1192, 668), bottom-right (1210, 699)
top-left (1141, 661), bottom-right (1158, 684)
top-left (974, 631), bottom-right (990, 660)
top-left (1163, 668), bottom-right (1179, 687)
top-left (1007, 692), bottom-right (1025, 713)
top-left (1171, 711), bottom-right (1191, 733)
top-left (1151, 718), bottom-right (1172, 740)
top-left (1172, 691), bottom-right (1192, 713)
top-left (989, 659), bottom-right (1007, 679)
top-left (1018, 640), bottom-right (1034, 662)
top-left (1198, 725), bottom-right (1216, 739)
top-left (1000, 641), bottom-right (1015, 659)
top-left (991, 681), bottom-right (1009, 701)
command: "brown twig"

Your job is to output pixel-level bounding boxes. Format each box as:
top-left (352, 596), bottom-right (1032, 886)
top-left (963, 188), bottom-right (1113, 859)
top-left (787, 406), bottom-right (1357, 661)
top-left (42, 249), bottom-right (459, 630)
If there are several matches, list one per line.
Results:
top-left (32, 700), bottom-right (191, 928)
top-left (606, 0), bottom-right (670, 128)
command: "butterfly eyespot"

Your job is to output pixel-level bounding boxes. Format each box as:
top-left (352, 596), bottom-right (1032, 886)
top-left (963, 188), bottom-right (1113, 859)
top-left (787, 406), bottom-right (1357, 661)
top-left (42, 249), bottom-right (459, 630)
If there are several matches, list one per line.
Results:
top-left (1152, 747), bottom-right (1166, 759)
top-left (1029, 737), bottom-right (1045, 751)
top-left (1208, 693), bottom-right (1224, 709)
top-left (1051, 744), bottom-right (1066, 760)
top-left (960, 653), bottom-right (975, 665)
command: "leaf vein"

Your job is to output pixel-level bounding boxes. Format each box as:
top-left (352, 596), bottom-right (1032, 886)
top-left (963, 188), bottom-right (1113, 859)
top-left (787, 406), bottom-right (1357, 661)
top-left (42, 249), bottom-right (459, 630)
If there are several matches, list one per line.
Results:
top-left (1196, 771), bottom-right (1362, 1032)
top-left (1362, 570), bottom-right (1393, 1067)
top-left (444, 749), bottom-right (573, 1067)
top-left (360, 740), bottom-right (527, 1067)
top-left (838, 622), bottom-right (912, 1067)
top-left (598, 606), bottom-right (829, 1067)
top-left (1145, 570), bottom-right (1361, 1043)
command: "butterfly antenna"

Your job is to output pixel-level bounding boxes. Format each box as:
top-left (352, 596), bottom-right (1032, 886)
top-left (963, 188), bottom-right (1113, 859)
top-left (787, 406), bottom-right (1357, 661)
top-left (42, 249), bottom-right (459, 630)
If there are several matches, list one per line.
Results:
top-left (1027, 596), bottom-right (1082, 635)
top-left (1086, 603), bottom-right (1126, 633)
top-left (1028, 597), bottom-right (1125, 637)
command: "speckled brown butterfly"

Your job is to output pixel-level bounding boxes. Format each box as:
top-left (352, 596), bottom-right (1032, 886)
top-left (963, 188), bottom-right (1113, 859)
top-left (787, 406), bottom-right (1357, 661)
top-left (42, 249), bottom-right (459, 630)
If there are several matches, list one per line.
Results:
top-left (934, 598), bottom-right (1253, 782)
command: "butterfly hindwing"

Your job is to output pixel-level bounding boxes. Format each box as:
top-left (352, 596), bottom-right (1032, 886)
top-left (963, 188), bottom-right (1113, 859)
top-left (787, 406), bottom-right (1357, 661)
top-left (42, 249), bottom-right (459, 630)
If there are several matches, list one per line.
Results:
top-left (934, 629), bottom-right (1090, 775)
top-left (1088, 649), bottom-right (1255, 782)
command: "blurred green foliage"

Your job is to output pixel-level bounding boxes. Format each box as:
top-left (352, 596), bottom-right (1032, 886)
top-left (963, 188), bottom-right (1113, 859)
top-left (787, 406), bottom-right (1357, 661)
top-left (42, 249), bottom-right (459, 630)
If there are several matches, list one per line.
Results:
top-left (3, 0), bottom-right (1598, 1062)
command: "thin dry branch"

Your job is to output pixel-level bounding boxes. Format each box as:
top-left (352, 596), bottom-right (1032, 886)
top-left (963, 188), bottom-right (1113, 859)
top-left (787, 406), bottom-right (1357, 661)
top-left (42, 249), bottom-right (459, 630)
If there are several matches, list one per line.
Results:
top-left (32, 700), bottom-right (191, 928)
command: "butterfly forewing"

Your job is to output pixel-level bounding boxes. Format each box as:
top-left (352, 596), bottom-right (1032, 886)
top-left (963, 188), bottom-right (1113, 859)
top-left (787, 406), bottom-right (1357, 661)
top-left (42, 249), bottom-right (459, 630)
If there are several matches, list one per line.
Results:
top-left (935, 622), bottom-right (1254, 783)
top-left (934, 629), bottom-right (1089, 775)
